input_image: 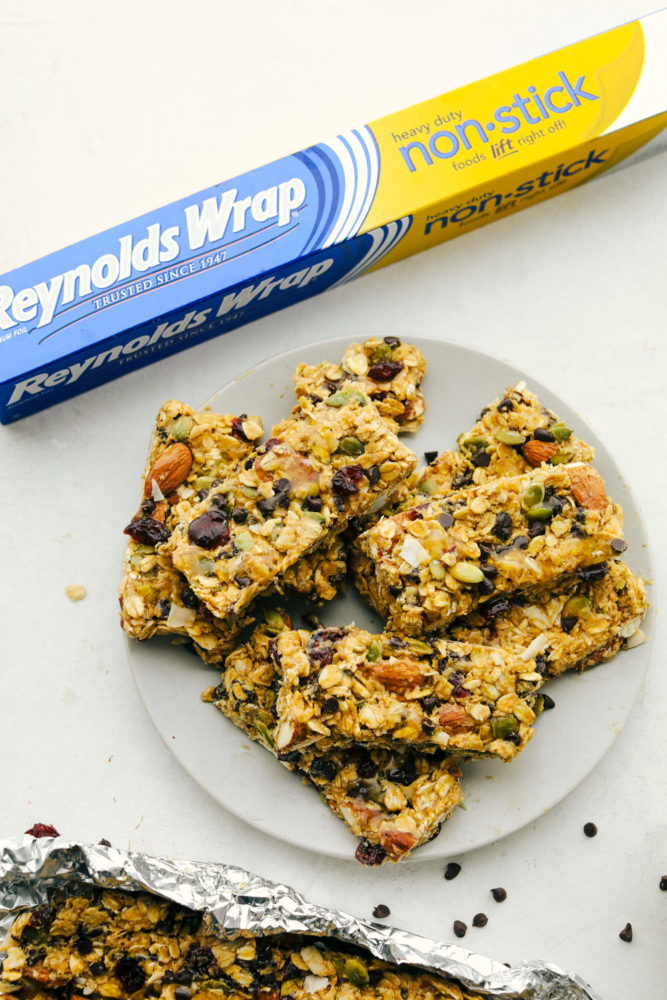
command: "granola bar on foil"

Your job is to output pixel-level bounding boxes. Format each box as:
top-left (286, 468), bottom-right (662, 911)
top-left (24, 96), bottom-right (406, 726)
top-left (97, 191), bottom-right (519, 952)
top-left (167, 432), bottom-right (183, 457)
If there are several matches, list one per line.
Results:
top-left (203, 618), bottom-right (463, 865)
top-left (119, 401), bottom-right (263, 662)
top-left (0, 838), bottom-right (601, 1000)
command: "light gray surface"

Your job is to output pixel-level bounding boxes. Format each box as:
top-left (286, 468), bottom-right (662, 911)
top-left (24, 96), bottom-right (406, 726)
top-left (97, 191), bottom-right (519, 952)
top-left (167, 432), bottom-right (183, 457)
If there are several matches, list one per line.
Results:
top-left (1, 3), bottom-right (666, 998)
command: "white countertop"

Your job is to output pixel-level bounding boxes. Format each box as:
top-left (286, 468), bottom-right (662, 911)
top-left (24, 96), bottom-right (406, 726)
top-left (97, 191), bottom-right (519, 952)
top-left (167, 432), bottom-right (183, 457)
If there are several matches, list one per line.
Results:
top-left (1, 2), bottom-right (665, 997)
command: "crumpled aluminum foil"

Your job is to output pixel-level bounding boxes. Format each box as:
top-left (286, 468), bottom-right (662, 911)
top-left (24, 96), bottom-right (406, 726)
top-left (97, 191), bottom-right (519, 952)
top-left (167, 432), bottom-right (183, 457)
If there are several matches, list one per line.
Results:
top-left (0, 836), bottom-right (599, 1000)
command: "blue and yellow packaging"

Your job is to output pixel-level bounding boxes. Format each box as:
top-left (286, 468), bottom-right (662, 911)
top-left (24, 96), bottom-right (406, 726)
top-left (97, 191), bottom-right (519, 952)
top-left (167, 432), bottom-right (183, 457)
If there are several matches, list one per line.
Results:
top-left (1, 10), bottom-right (665, 422)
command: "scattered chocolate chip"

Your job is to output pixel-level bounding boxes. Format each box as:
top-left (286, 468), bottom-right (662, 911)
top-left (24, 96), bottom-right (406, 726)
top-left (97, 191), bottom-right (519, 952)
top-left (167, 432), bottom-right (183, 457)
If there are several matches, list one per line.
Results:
top-left (304, 495), bottom-right (323, 512)
top-left (231, 507), bottom-right (248, 523)
top-left (533, 427), bottom-right (556, 442)
top-left (472, 913), bottom-right (488, 928)
top-left (611, 538), bottom-right (628, 553)
top-left (619, 922), bottom-right (633, 942)
top-left (541, 693), bottom-right (555, 710)
top-left (383, 336), bottom-right (401, 348)
top-left (492, 512), bottom-right (512, 541)
top-left (561, 615), bottom-right (577, 633)
top-left (75, 936), bottom-right (94, 955)
top-left (583, 822), bottom-right (598, 838)
top-left (453, 920), bottom-right (467, 938)
top-left (365, 464), bottom-right (381, 485)
top-left (90, 961), bottom-right (106, 976)
top-left (444, 862), bottom-right (461, 880)
top-left (424, 450), bottom-right (438, 465)
top-left (452, 472), bottom-right (473, 489)
top-left (174, 988), bottom-right (192, 1000)
top-left (322, 696), bottom-right (339, 714)
top-left (576, 562), bottom-right (608, 583)
top-left (25, 823), bottom-right (59, 838)
top-left (355, 839), bottom-right (387, 866)
top-left (373, 904), bottom-right (391, 919)
top-left (124, 516), bottom-right (170, 546)
top-left (472, 450), bottom-right (490, 468)
top-left (491, 887), bottom-right (507, 902)
top-left (528, 523), bottom-right (546, 538)
top-left (660, 876), bottom-right (667, 891)
top-left (437, 511), bottom-right (454, 529)
top-left (188, 511), bottom-right (229, 548)
top-left (98, 838), bottom-right (111, 847)
top-left (497, 397), bottom-right (514, 412)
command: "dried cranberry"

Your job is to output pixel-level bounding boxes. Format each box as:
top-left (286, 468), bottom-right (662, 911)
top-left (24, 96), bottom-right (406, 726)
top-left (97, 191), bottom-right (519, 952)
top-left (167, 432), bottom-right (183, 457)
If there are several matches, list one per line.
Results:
top-left (577, 563), bottom-right (608, 583)
top-left (449, 672), bottom-right (469, 698)
top-left (367, 361), bottom-right (404, 381)
top-left (332, 465), bottom-right (365, 496)
top-left (231, 507), bottom-right (248, 523)
top-left (355, 752), bottom-right (378, 779)
top-left (28, 905), bottom-right (53, 927)
top-left (492, 512), bottom-right (512, 541)
top-left (114, 956), bottom-right (146, 993)
top-left (534, 427), bottom-right (556, 442)
top-left (124, 517), bottom-right (170, 546)
top-left (355, 840), bottom-right (387, 866)
top-left (188, 511), bottom-right (229, 549)
top-left (25, 823), bottom-right (59, 838)
top-left (231, 415), bottom-right (248, 441)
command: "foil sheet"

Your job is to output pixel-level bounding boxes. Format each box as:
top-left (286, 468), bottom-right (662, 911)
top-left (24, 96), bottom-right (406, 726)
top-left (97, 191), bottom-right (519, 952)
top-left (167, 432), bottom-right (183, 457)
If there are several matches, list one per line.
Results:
top-left (0, 836), bottom-right (599, 1000)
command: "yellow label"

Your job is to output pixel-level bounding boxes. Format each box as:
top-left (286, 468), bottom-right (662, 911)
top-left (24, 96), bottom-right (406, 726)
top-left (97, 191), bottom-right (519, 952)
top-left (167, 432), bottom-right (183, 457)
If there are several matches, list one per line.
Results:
top-left (364, 22), bottom-right (645, 233)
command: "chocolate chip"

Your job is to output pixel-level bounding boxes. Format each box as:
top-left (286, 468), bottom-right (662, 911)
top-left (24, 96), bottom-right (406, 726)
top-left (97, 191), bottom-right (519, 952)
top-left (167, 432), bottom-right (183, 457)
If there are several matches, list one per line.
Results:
top-left (533, 427), bottom-right (556, 442)
top-left (660, 876), bottom-right (667, 891)
top-left (373, 904), bottom-right (391, 919)
top-left (541, 693), bottom-right (555, 710)
top-left (304, 495), bottom-right (323, 512)
top-left (90, 962), bottom-right (106, 976)
top-left (583, 822), bottom-right (598, 838)
top-left (528, 523), bottom-right (546, 538)
top-left (231, 507), bottom-right (248, 523)
top-left (98, 838), bottom-right (111, 847)
top-left (472, 913), bottom-right (488, 928)
top-left (492, 512), bottom-right (512, 541)
top-left (472, 450), bottom-right (490, 468)
top-left (322, 697), bottom-right (339, 714)
top-left (75, 936), bottom-right (93, 955)
top-left (438, 511), bottom-right (454, 529)
top-left (444, 862), bottom-right (461, 880)
top-left (174, 989), bottom-right (192, 1000)
top-left (383, 336), bottom-right (401, 348)
top-left (424, 451), bottom-right (438, 464)
top-left (453, 920), bottom-right (467, 938)
top-left (452, 472), bottom-right (473, 489)
top-left (611, 538), bottom-right (628, 553)
top-left (561, 615), bottom-right (577, 633)
top-left (491, 887), bottom-right (507, 902)
top-left (497, 397), bottom-right (514, 412)
top-left (365, 464), bottom-right (381, 485)
top-left (619, 923), bottom-right (633, 942)
top-left (576, 562), bottom-right (608, 583)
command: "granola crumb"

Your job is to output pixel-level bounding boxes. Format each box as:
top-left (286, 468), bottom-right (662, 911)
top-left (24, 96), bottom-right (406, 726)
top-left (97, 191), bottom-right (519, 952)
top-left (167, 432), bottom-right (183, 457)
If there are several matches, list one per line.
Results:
top-left (65, 584), bottom-right (87, 601)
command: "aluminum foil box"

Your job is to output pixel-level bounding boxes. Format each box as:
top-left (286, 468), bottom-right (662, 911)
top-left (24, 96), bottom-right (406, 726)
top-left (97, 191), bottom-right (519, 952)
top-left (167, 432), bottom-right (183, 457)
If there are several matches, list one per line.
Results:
top-left (1, 11), bottom-right (665, 422)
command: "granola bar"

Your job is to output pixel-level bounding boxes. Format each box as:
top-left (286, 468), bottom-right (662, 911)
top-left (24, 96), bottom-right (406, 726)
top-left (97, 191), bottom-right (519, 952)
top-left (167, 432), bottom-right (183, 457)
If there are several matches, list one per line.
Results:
top-left (169, 392), bottom-right (417, 619)
top-left (269, 535), bottom-right (348, 604)
top-left (1, 890), bottom-right (486, 1000)
top-left (447, 559), bottom-right (647, 677)
top-left (352, 464), bottom-right (624, 635)
top-left (119, 401), bottom-right (262, 661)
top-left (293, 337), bottom-right (427, 433)
top-left (203, 618), bottom-right (462, 864)
top-left (270, 626), bottom-right (541, 761)
top-left (408, 381), bottom-right (595, 503)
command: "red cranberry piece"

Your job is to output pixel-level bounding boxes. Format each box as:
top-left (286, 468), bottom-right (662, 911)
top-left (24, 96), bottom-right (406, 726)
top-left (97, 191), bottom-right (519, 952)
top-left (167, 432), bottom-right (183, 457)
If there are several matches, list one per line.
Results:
top-left (367, 361), bottom-right (404, 381)
top-left (188, 511), bottom-right (230, 549)
top-left (231, 415), bottom-right (248, 441)
top-left (25, 823), bottom-right (59, 838)
top-left (114, 956), bottom-right (146, 993)
top-left (332, 465), bottom-right (365, 496)
top-left (124, 517), bottom-right (170, 546)
top-left (356, 839), bottom-right (387, 866)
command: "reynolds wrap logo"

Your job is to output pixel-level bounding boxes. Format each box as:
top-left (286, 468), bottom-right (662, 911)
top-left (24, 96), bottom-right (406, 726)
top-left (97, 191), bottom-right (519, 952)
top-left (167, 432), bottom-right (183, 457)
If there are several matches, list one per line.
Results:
top-left (0, 177), bottom-right (306, 332)
top-left (397, 71), bottom-right (599, 171)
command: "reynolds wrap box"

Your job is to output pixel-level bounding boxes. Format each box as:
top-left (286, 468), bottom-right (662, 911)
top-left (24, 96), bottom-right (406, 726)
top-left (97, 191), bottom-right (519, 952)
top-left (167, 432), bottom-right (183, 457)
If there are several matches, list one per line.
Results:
top-left (1, 11), bottom-right (665, 422)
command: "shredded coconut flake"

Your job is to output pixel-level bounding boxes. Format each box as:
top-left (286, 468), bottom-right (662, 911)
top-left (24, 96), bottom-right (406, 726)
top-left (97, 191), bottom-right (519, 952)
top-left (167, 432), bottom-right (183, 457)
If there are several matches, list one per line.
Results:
top-left (623, 628), bottom-right (647, 649)
top-left (520, 633), bottom-right (548, 661)
top-left (166, 604), bottom-right (196, 629)
top-left (150, 478), bottom-right (165, 501)
top-left (399, 536), bottom-right (430, 568)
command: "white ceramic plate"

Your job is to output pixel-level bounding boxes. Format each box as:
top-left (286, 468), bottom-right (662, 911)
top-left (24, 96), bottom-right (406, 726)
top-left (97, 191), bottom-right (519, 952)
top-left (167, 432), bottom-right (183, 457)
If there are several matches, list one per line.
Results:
top-left (127, 336), bottom-right (653, 863)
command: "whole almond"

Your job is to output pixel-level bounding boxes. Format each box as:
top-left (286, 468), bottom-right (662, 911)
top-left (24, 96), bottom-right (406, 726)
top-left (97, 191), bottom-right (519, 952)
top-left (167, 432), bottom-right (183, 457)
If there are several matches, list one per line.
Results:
top-left (365, 658), bottom-right (424, 693)
top-left (143, 443), bottom-right (193, 499)
top-left (522, 439), bottom-right (559, 466)
top-left (437, 703), bottom-right (474, 733)
top-left (568, 466), bottom-right (608, 511)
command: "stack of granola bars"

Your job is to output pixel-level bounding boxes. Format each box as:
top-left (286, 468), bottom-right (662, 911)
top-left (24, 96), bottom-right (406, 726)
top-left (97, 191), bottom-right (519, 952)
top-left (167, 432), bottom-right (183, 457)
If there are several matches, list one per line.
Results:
top-left (119, 340), bottom-right (646, 865)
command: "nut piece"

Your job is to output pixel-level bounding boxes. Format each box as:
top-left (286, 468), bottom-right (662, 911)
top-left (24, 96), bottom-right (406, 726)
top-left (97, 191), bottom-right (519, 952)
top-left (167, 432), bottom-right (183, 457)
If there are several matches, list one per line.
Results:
top-left (522, 439), bottom-right (559, 466)
top-left (437, 704), bottom-right (474, 733)
top-left (568, 466), bottom-right (608, 511)
top-left (143, 443), bottom-right (193, 498)
top-left (365, 658), bottom-right (424, 693)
